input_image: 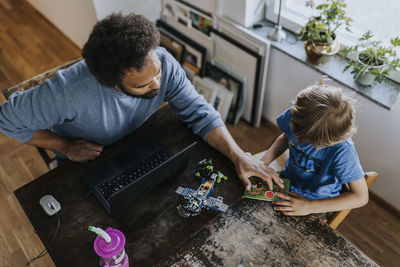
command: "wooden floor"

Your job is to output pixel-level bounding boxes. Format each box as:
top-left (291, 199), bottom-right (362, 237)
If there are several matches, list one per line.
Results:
top-left (0, 1), bottom-right (399, 266)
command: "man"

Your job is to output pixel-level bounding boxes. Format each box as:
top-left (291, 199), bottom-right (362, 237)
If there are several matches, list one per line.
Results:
top-left (0, 13), bottom-right (282, 190)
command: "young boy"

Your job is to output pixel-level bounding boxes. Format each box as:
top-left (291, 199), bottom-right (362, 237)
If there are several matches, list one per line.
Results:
top-left (262, 79), bottom-right (368, 216)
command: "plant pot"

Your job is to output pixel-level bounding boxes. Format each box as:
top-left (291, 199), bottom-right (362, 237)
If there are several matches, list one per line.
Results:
top-left (354, 52), bottom-right (385, 86)
top-left (304, 39), bottom-right (340, 65)
top-left (355, 72), bottom-right (377, 86)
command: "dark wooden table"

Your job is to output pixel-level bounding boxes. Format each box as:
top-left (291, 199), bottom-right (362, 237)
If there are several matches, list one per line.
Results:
top-left (15, 106), bottom-right (377, 267)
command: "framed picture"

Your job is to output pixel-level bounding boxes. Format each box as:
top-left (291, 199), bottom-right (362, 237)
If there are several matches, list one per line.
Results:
top-left (157, 20), bottom-right (207, 76)
top-left (192, 77), bottom-right (233, 122)
top-left (193, 76), bottom-right (218, 105)
top-left (214, 58), bottom-right (247, 124)
top-left (182, 44), bottom-right (203, 69)
top-left (177, 15), bottom-right (191, 27)
top-left (189, 9), bottom-right (213, 36)
top-left (210, 79), bottom-right (234, 123)
top-left (163, 0), bottom-right (190, 24)
top-left (179, 0), bottom-right (219, 14)
top-left (163, 0), bottom-right (213, 36)
top-left (205, 63), bottom-right (244, 124)
top-left (160, 31), bottom-right (185, 63)
top-left (210, 28), bottom-right (262, 125)
top-left (181, 63), bottom-right (196, 82)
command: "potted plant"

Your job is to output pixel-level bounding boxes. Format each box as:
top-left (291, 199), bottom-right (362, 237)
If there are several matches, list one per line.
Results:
top-left (299, 0), bottom-right (352, 65)
top-left (340, 31), bottom-right (400, 86)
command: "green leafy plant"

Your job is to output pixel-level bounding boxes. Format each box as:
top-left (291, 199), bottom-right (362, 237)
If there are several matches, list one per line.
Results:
top-left (299, 0), bottom-right (352, 43)
top-left (340, 31), bottom-right (400, 83)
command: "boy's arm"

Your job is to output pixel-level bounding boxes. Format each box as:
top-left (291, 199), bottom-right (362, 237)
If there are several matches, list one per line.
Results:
top-left (261, 133), bottom-right (289, 166)
top-left (308, 178), bottom-right (369, 213)
top-left (274, 177), bottom-right (369, 215)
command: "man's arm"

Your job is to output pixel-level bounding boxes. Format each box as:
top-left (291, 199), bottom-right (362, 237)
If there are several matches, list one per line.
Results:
top-left (205, 126), bottom-right (283, 190)
top-left (274, 178), bottom-right (369, 215)
top-left (261, 133), bottom-right (289, 166)
top-left (27, 130), bottom-right (103, 163)
top-left (162, 51), bottom-right (282, 189)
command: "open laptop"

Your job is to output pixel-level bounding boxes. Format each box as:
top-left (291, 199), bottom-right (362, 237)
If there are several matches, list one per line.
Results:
top-left (82, 137), bottom-right (197, 215)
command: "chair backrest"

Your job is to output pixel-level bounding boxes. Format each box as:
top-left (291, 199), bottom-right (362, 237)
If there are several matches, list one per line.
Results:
top-left (3, 58), bottom-right (81, 100)
top-left (327, 171), bottom-right (378, 229)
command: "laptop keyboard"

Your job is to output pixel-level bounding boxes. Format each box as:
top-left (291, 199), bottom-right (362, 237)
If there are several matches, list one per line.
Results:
top-left (96, 148), bottom-right (171, 201)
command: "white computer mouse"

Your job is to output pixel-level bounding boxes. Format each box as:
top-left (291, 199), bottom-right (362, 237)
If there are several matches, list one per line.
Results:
top-left (39, 195), bottom-right (61, 216)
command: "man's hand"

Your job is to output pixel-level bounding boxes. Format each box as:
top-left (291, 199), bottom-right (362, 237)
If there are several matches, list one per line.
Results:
top-left (273, 192), bottom-right (312, 216)
top-left (65, 139), bottom-right (103, 163)
top-left (235, 152), bottom-right (283, 191)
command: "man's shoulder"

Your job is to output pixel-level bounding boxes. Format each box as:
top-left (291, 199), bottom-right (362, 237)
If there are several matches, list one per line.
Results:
top-left (156, 46), bottom-right (180, 73)
top-left (156, 46), bottom-right (169, 60)
top-left (56, 59), bottom-right (101, 91)
top-left (57, 59), bottom-right (92, 82)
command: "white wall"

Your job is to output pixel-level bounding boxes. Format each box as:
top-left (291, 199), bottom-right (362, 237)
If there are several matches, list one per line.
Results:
top-left (26, 0), bottom-right (162, 48)
top-left (26, 0), bottom-right (98, 48)
top-left (263, 47), bottom-right (400, 209)
top-left (92, 0), bottom-right (162, 22)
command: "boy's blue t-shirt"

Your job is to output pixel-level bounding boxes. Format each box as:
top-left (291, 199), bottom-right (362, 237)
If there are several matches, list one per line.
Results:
top-left (277, 108), bottom-right (364, 200)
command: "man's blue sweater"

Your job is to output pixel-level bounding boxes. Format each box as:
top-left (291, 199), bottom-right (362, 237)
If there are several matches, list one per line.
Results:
top-left (0, 47), bottom-right (223, 153)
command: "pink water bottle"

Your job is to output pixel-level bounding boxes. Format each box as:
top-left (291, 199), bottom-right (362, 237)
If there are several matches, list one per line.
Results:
top-left (89, 226), bottom-right (129, 267)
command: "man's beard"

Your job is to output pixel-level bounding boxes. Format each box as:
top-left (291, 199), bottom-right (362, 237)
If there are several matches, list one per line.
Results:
top-left (135, 89), bottom-right (160, 99)
top-left (117, 83), bottom-right (160, 99)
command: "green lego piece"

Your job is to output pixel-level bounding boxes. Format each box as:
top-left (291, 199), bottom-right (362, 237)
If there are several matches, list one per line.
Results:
top-left (195, 172), bottom-right (200, 177)
top-left (216, 171), bottom-right (228, 182)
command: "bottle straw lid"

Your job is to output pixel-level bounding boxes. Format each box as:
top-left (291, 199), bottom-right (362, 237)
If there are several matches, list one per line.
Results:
top-left (91, 227), bottom-right (126, 258)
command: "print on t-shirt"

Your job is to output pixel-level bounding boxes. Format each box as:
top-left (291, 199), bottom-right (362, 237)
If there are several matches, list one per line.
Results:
top-left (288, 140), bottom-right (322, 175)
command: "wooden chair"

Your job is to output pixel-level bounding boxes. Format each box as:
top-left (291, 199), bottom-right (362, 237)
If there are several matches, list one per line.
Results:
top-left (327, 171), bottom-right (378, 229)
top-left (2, 58), bottom-right (81, 169)
top-left (254, 150), bottom-right (378, 230)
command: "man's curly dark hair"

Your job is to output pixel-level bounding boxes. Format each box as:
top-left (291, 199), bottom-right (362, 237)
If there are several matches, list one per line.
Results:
top-left (82, 13), bottom-right (160, 87)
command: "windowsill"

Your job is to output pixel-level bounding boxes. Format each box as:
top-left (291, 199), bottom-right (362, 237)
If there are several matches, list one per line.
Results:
top-left (248, 20), bottom-right (400, 110)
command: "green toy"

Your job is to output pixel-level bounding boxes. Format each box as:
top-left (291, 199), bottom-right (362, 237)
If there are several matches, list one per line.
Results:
top-left (195, 159), bottom-right (228, 183)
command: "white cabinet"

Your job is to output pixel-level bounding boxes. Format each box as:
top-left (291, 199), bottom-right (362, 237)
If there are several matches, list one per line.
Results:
top-left (222, 0), bottom-right (265, 27)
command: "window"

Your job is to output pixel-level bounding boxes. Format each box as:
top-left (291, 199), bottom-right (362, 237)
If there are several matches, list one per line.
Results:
top-left (266, 0), bottom-right (400, 82)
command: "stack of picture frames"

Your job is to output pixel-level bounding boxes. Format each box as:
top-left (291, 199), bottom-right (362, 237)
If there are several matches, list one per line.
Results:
top-left (209, 27), bottom-right (262, 126)
top-left (157, 20), bottom-right (207, 82)
top-left (215, 16), bottom-right (271, 127)
top-left (192, 76), bottom-right (234, 123)
top-left (161, 0), bottom-right (214, 62)
top-left (204, 63), bottom-right (245, 124)
top-left (157, 20), bottom-right (245, 124)
top-left (159, 1), bottom-right (268, 126)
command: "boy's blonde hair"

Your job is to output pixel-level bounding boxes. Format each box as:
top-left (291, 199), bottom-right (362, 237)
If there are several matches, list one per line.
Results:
top-left (290, 78), bottom-right (357, 147)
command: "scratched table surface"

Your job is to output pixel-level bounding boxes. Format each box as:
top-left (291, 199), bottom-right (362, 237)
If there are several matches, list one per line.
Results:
top-left (14, 106), bottom-right (377, 267)
top-left (157, 199), bottom-right (377, 267)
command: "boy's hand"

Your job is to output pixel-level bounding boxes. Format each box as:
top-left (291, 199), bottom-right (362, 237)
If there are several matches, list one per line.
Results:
top-left (273, 192), bottom-right (312, 216)
top-left (235, 152), bottom-right (283, 191)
